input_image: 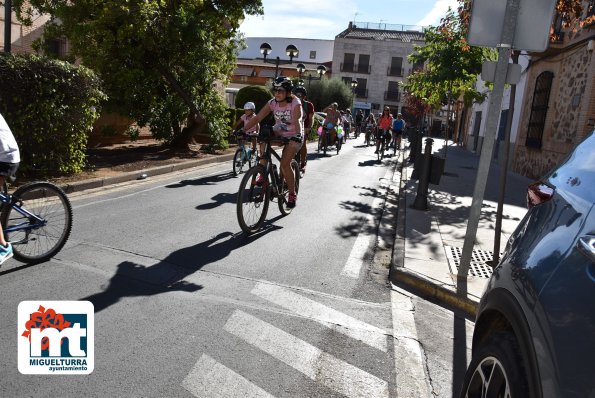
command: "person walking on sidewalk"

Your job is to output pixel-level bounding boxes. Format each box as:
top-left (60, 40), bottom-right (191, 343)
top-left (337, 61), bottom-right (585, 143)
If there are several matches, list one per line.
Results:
top-left (293, 86), bottom-right (314, 174)
top-left (0, 113), bottom-right (20, 264)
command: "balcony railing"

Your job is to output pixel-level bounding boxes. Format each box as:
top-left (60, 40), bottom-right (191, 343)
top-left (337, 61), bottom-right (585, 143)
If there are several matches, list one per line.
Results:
top-left (384, 91), bottom-right (400, 102)
top-left (340, 62), bottom-right (355, 72)
top-left (341, 63), bottom-right (371, 74)
top-left (354, 89), bottom-right (368, 99)
top-left (356, 64), bottom-right (371, 74)
top-left (387, 67), bottom-right (404, 77)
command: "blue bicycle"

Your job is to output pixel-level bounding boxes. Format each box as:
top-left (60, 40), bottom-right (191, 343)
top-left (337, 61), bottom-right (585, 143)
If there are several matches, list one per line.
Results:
top-left (232, 130), bottom-right (259, 177)
top-left (0, 181), bottom-right (72, 263)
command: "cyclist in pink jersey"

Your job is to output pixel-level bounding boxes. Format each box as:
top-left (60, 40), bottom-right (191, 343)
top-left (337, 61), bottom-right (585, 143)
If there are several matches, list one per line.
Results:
top-left (243, 76), bottom-right (303, 208)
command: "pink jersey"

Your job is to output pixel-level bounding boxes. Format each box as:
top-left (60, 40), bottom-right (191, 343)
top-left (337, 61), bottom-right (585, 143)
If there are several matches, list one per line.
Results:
top-left (240, 113), bottom-right (258, 134)
top-left (267, 97), bottom-right (303, 138)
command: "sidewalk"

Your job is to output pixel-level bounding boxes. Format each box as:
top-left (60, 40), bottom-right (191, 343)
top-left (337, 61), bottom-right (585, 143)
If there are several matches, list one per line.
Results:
top-left (390, 137), bottom-right (532, 317)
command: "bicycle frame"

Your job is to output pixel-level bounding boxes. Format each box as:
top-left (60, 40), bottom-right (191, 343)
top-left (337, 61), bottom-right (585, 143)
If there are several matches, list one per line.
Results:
top-left (0, 192), bottom-right (46, 234)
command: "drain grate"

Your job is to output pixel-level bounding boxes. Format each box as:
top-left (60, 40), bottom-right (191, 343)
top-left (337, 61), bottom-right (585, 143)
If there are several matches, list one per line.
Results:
top-left (445, 245), bottom-right (494, 278)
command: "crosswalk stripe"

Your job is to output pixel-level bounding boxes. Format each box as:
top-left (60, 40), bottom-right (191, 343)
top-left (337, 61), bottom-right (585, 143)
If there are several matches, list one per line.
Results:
top-left (251, 282), bottom-right (388, 352)
top-left (391, 290), bottom-right (431, 396)
top-left (225, 310), bottom-right (389, 398)
top-left (182, 354), bottom-right (275, 398)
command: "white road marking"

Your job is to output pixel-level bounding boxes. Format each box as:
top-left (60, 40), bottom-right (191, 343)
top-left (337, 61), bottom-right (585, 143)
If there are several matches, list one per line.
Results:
top-left (182, 354), bottom-right (275, 398)
top-left (224, 310), bottom-right (389, 398)
top-left (341, 166), bottom-right (395, 278)
top-left (251, 283), bottom-right (388, 352)
top-left (391, 289), bottom-right (432, 397)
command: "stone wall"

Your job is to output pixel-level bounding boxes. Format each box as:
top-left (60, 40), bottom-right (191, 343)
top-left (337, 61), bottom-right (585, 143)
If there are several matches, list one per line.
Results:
top-left (512, 44), bottom-right (595, 179)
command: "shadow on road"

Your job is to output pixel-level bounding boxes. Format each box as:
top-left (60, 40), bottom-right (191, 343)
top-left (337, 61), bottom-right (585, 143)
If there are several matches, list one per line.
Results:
top-left (82, 222), bottom-right (282, 313)
top-left (164, 172), bottom-right (235, 188)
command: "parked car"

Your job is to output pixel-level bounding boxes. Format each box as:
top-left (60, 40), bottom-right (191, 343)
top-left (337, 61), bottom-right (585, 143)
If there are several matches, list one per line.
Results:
top-left (460, 129), bottom-right (595, 398)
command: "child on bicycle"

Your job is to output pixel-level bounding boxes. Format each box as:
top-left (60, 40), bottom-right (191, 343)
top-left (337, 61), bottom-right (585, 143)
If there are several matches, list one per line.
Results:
top-left (233, 102), bottom-right (260, 152)
top-left (0, 112), bottom-right (20, 264)
top-left (242, 77), bottom-right (303, 208)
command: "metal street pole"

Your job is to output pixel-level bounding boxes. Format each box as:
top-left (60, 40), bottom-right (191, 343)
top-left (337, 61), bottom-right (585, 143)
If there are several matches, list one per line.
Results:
top-left (4, 0), bottom-right (12, 53)
top-left (274, 57), bottom-right (280, 78)
top-left (492, 50), bottom-right (520, 265)
top-left (458, 0), bottom-right (520, 279)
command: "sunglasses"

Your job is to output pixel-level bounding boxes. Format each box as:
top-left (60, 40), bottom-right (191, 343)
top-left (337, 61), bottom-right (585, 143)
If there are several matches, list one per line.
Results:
top-left (273, 88), bottom-right (286, 93)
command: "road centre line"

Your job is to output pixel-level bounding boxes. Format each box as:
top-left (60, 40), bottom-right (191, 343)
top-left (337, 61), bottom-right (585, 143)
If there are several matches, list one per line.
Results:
top-left (182, 354), bottom-right (275, 398)
top-left (251, 282), bottom-right (388, 352)
top-left (224, 310), bottom-right (389, 398)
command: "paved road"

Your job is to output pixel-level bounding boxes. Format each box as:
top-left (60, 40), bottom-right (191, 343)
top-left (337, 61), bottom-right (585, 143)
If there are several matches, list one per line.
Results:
top-left (0, 140), bottom-right (473, 397)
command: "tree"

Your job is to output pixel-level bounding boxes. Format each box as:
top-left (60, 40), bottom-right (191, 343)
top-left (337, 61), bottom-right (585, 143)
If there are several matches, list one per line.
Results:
top-left (306, 78), bottom-right (354, 113)
top-left (404, 8), bottom-right (489, 111)
top-left (11, 0), bottom-right (263, 150)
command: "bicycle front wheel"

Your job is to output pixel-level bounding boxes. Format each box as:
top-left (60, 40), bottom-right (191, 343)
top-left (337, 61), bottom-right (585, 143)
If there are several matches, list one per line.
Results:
top-left (1, 181), bottom-right (72, 263)
top-left (236, 166), bottom-right (270, 234)
top-left (232, 148), bottom-right (246, 177)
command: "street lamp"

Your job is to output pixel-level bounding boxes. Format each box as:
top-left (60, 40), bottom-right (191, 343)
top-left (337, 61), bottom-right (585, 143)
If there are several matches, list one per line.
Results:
top-left (304, 64), bottom-right (327, 88)
top-left (260, 42), bottom-right (300, 78)
top-left (350, 79), bottom-right (358, 113)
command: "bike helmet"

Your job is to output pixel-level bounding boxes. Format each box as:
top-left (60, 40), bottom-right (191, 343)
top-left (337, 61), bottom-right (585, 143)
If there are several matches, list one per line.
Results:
top-left (293, 86), bottom-right (307, 97)
top-left (273, 76), bottom-right (294, 93)
top-left (243, 102), bottom-right (255, 110)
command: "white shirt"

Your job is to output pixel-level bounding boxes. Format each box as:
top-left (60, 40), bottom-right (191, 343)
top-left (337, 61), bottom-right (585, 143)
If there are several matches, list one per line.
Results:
top-left (0, 113), bottom-right (20, 163)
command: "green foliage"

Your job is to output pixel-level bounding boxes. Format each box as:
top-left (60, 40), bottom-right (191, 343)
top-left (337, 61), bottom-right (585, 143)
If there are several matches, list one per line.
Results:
top-left (234, 85), bottom-right (274, 125)
top-left (307, 78), bottom-right (354, 112)
top-left (235, 85), bottom-right (272, 111)
top-left (11, 0), bottom-right (263, 149)
top-left (404, 8), bottom-right (492, 109)
top-left (0, 53), bottom-right (106, 176)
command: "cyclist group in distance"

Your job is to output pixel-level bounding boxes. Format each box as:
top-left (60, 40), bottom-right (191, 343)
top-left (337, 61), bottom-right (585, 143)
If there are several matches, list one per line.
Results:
top-left (233, 76), bottom-right (407, 209)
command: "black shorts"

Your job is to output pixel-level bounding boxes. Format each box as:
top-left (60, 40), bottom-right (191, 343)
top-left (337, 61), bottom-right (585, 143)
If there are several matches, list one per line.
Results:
top-left (0, 161), bottom-right (19, 178)
top-left (394, 130), bottom-right (403, 137)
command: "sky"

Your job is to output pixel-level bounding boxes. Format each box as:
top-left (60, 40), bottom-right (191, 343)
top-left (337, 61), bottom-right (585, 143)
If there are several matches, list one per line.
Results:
top-left (239, 0), bottom-right (460, 39)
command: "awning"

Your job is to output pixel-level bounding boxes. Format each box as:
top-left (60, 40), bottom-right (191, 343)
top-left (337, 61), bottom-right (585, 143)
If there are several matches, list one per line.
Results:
top-left (233, 67), bottom-right (254, 76)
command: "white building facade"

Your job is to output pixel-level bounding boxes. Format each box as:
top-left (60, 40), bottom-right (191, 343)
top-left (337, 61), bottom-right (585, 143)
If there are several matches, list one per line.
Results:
top-left (332, 22), bottom-right (425, 116)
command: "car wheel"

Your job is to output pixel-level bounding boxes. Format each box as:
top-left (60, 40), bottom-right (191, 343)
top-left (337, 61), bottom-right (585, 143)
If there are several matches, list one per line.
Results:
top-left (460, 332), bottom-right (530, 398)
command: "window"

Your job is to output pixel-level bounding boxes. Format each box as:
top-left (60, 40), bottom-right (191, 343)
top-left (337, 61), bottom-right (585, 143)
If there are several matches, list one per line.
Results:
top-left (309, 51), bottom-right (316, 59)
top-left (355, 78), bottom-right (367, 98)
top-left (358, 54), bottom-right (370, 74)
top-left (388, 57), bottom-right (403, 76)
top-left (385, 81), bottom-right (400, 101)
top-left (342, 53), bottom-right (355, 72)
top-left (412, 60), bottom-right (424, 73)
top-left (342, 77), bottom-right (352, 85)
top-left (526, 71), bottom-right (553, 149)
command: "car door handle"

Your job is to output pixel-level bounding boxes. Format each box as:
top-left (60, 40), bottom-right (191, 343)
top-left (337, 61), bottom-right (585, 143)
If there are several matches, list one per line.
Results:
top-left (577, 235), bottom-right (595, 263)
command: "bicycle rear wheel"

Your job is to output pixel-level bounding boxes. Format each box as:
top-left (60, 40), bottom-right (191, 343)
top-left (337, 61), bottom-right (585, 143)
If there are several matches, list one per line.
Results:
top-left (278, 160), bottom-right (300, 216)
top-left (236, 166), bottom-right (270, 234)
top-left (1, 181), bottom-right (72, 263)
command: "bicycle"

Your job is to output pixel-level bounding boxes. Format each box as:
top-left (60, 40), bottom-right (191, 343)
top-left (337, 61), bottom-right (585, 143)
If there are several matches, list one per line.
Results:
top-left (376, 130), bottom-right (391, 162)
top-left (231, 130), bottom-right (258, 177)
top-left (0, 180), bottom-right (72, 263)
top-left (364, 124), bottom-right (375, 147)
top-left (236, 129), bottom-right (300, 235)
